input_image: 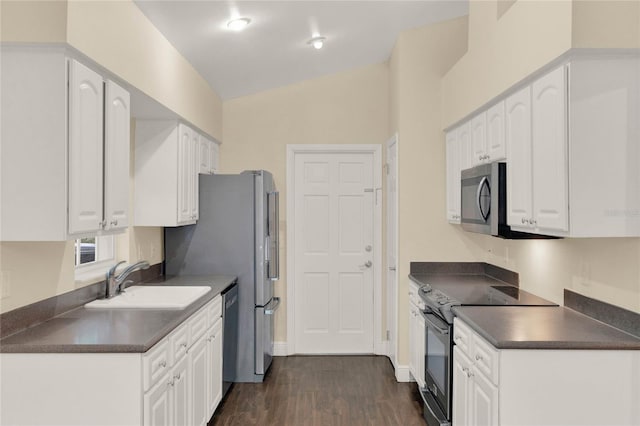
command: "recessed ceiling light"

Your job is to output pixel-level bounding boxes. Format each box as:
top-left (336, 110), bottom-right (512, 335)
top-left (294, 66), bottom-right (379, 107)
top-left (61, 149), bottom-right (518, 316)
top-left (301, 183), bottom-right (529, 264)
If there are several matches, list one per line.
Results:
top-left (227, 17), bottom-right (251, 31)
top-left (308, 36), bottom-right (326, 50)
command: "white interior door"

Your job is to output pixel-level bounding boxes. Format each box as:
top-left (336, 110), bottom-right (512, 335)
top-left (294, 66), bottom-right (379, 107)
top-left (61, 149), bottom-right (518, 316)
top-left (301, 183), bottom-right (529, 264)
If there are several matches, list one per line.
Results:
top-left (294, 151), bottom-right (375, 353)
top-left (386, 135), bottom-right (398, 367)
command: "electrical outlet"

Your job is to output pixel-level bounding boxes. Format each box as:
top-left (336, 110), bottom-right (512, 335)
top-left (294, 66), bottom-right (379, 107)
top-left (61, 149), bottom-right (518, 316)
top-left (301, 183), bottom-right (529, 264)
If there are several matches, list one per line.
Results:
top-left (0, 271), bottom-right (11, 299)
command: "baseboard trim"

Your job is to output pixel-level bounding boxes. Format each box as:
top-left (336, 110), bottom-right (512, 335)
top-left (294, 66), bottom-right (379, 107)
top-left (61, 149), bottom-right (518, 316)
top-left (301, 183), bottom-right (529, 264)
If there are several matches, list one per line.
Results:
top-left (395, 365), bottom-right (412, 382)
top-left (273, 341), bottom-right (288, 356)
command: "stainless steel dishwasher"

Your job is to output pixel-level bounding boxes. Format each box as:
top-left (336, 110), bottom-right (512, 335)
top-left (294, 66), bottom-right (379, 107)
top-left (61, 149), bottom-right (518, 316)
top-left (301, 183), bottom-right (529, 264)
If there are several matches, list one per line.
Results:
top-left (221, 282), bottom-right (239, 396)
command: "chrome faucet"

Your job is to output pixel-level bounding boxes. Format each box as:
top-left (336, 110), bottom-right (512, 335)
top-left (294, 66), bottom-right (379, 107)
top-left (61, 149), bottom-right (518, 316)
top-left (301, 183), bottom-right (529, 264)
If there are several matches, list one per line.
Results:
top-left (105, 260), bottom-right (150, 299)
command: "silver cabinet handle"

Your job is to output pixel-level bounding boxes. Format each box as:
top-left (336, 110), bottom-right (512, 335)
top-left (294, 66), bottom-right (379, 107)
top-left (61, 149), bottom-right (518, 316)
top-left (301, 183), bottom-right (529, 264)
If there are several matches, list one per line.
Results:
top-left (475, 354), bottom-right (483, 361)
top-left (110, 219), bottom-right (118, 226)
top-left (389, 266), bottom-right (396, 271)
top-left (531, 219), bottom-right (537, 225)
top-left (168, 378), bottom-right (175, 387)
top-left (174, 373), bottom-right (181, 380)
top-left (360, 260), bottom-right (372, 268)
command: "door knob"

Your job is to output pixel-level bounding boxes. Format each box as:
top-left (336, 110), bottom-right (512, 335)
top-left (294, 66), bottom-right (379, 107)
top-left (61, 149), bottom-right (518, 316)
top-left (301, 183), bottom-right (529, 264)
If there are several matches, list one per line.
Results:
top-left (360, 260), bottom-right (372, 268)
top-left (365, 245), bottom-right (372, 252)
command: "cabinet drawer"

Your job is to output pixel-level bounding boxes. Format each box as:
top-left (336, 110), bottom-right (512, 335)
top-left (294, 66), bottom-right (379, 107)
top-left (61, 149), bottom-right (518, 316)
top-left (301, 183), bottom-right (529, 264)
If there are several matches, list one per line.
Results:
top-left (143, 339), bottom-right (171, 392)
top-left (471, 333), bottom-right (500, 385)
top-left (207, 295), bottom-right (222, 327)
top-left (170, 322), bottom-right (189, 364)
top-left (189, 305), bottom-right (209, 346)
top-left (453, 317), bottom-right (472, 355)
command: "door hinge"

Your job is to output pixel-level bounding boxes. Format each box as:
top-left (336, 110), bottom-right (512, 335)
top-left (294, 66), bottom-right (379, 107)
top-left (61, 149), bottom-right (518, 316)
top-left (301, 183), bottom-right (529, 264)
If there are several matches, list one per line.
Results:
top-left (386, 330), bottom-right (390, 341)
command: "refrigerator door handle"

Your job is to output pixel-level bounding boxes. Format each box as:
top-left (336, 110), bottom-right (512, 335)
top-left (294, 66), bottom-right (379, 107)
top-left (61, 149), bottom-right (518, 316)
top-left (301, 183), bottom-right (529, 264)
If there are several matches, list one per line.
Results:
top-left (264, 297), bottom-right (281, 315)
top-left (267, 191), bottom-right (280, 281)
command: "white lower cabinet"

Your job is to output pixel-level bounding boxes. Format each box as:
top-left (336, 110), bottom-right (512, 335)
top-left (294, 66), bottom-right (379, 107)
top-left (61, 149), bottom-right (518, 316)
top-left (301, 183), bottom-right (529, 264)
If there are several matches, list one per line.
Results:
top-left (408, 281), bottom-right (426, 388)
top-left (0, 295), bottom-right (224, 426)
top-left (452, 318), bottom-right (640, 426)
top-left (144, 355), bottom-right (190, 426)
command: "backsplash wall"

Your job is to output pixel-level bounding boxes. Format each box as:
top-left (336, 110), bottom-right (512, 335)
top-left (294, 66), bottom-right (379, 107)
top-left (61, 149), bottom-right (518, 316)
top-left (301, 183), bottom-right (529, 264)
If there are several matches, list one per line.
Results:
top-left (477, 234), bottom-right (640, 313)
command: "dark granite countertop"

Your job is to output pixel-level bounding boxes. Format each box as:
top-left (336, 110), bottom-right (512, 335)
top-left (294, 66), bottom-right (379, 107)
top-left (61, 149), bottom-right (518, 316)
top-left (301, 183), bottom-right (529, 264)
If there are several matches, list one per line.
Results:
top-left (452, 306), bottom-right (640, 350)
top-left (0, 275), bottom-right (237, 354)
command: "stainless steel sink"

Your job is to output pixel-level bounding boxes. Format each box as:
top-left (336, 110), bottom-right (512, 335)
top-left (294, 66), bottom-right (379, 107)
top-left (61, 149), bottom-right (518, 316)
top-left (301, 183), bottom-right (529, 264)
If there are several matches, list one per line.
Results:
top-left (85, 286), bottom-right (211, 310)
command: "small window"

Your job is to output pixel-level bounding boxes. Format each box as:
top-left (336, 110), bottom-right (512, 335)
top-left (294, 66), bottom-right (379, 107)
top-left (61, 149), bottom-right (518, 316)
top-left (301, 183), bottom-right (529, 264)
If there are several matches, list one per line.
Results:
top-left (74, 235), bottom-right (115, 267)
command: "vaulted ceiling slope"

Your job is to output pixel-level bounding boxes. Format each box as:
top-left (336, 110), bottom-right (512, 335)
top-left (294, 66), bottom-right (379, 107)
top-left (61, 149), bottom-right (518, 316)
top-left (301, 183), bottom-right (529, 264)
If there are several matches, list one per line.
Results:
top-left (134, 1), bottom-right (469, 100)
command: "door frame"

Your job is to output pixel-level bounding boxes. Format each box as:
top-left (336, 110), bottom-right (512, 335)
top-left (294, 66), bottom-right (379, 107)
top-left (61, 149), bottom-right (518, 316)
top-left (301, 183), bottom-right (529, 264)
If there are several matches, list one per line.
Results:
top-left (286, 144), bottom-right (383, 355)
top-left (385, 134), bottom-right (399, 369)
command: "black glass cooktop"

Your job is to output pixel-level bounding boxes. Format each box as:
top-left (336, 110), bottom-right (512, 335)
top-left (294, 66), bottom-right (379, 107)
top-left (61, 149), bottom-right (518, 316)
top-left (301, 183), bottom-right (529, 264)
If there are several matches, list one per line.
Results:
top-left (415, 274), bottom-right (557, 307)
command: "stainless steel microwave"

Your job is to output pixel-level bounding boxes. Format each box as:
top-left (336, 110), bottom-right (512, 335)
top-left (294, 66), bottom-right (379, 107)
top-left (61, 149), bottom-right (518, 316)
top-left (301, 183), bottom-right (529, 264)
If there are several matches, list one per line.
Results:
top-left (461, 162), bottom-right (542, 239)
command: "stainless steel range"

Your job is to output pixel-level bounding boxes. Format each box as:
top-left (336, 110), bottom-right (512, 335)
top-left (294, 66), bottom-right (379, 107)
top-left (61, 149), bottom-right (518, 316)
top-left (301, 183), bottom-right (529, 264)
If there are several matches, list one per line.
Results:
top-left (413, 277), bottom-right (557, 426)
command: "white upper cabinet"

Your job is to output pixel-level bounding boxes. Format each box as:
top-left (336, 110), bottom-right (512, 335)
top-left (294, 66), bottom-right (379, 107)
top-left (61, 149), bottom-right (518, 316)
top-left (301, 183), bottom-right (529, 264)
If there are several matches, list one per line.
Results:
top-left (458, 122), bottom-right (473, 172)
top-left (446, 130), bottom-right (461, 223)
top-left (486, 101), bottom-right (506, 162)
top-left (68, 60), bottom-right (105, 236)
top-left (531, 65), bottom-right (569, 232)
top-left (0, 49), bottom-right (130, 241)
top-left (104, 80), bottom-right (131, 232)
top-left (135, 121), bottom-right (200, 227)
top-left (505, 86), bottom-right (533, 228)
top-left (199, 136), bottom-right (221, 175)
top-left (442, 54), bottom-right (639, 238)
top-left (471, 112), bottom-right (487, 166)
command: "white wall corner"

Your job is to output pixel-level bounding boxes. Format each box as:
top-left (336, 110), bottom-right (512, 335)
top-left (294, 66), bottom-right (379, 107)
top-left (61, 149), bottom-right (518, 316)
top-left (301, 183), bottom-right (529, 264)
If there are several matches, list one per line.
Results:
top-left (395, 364), bottom-right (413, 383)
top-left (273, 341), bottom-right (289, 357)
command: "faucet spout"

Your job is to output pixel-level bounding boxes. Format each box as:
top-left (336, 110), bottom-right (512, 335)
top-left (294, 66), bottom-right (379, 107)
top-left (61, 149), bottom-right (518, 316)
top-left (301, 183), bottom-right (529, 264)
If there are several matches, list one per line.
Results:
top-left (105, 260), bottom-right (150, 299)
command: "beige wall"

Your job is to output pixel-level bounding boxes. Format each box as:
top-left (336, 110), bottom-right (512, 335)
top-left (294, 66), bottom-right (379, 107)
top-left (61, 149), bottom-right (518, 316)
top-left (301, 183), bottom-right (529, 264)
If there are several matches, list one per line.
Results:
top-left (1, 0), bottom-right (222, 140)
top-left (572, 0), bottom-right (640, 49)
top-left (390, 17), bottom-right (475, 366)
top-left (222, 63), bottom-right (390, 341)
top-left (441, 0), bottom-right (573, 128)
top-left (65, 0), bottom-right (222, 140)
top-left (0, 0), bottom-right (67, 43)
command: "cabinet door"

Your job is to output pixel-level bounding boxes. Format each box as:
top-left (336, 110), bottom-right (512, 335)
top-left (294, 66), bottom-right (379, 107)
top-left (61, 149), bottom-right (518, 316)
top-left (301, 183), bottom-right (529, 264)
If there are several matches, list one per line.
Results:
top-left (211, 141), bottom-right (220, 174)
top-left (452, 347), bottom-right (472, 426)
top-left (177, 124), bottom-right (193, 224)
top-left (199, 136), bottom-right (211, 175)
top-left (172, 356), bottom-right (190, 426)
top-left (458, 122), bottom-right (472, 172)
top-left (446, 131), bottom-right (461, 223)
top-left (408, 306), bottom-right (417, 381)
top-left (505, 86), bottom-right (533, 227)
top-left (208, 319), bottom-right (223, 416)
top-left (190, 131), bottom-right (199, 221)
top-left (103, 80), bottom-right (130, 231)
top-left (68, 59), bottom-right (104, 235)
top-left (471, 113), bottom-right (487, 166)
top-left (532, 66), bottom-right (569, 232)
top-left (486, 101), bottom-right (506, 162)
top-left (470, 369), bottom-right (499, 426)
top-left (144, 374), bottom-right (173, 426)
top-left (190, 336), bottom-right (209, 426)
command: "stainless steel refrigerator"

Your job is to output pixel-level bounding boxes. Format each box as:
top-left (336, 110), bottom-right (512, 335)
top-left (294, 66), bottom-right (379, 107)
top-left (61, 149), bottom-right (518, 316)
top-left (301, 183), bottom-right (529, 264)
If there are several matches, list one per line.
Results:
top-left (164, 170), bottom-right (280, 383)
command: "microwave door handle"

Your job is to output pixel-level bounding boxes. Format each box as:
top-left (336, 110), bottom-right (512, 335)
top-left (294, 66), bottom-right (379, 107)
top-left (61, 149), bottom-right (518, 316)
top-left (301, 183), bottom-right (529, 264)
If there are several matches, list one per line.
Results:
top-left (477, 176), bottom-right (490, 221)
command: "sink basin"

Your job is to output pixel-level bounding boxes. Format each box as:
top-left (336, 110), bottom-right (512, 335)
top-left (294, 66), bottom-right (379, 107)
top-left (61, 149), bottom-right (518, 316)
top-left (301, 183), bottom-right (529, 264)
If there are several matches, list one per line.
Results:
top-left (85, 286), bottom-right (211, 310)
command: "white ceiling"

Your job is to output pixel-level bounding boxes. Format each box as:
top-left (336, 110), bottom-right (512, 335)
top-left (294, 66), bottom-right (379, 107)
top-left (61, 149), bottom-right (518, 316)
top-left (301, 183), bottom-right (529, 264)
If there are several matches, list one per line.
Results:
top-left (134, 1), bottom-right (469, 100)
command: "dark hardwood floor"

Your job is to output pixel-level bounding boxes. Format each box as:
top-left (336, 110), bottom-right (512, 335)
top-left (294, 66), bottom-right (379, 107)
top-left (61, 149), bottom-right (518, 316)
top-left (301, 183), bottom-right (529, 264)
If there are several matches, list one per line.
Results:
top-left (209, 355), bottom-right (425, 426)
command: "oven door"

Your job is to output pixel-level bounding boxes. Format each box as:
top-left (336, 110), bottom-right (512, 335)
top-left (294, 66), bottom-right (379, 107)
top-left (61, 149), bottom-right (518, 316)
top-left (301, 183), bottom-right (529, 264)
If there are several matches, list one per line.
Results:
top-left (422, 309), bottom-right (453, 421)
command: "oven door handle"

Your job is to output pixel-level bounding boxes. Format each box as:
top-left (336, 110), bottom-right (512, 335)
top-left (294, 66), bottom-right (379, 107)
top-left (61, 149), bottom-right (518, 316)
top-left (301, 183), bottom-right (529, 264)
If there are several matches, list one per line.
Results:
top-left (420, 311), bottom-right (450, 335)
